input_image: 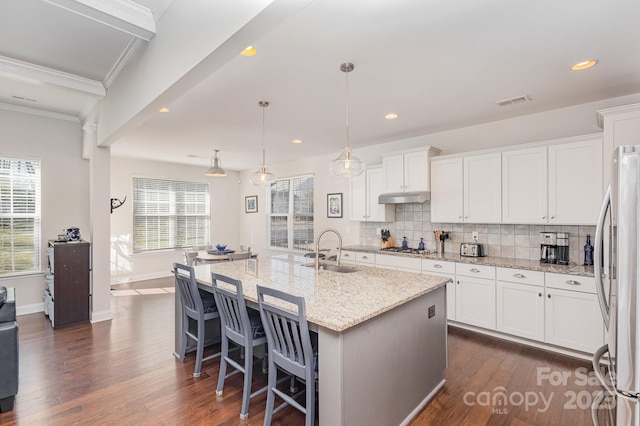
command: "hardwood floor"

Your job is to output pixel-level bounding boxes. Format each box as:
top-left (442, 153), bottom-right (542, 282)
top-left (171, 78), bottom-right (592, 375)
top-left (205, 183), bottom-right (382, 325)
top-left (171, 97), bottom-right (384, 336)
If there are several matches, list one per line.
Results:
top-left (1, 278), bottom-right (603, 425)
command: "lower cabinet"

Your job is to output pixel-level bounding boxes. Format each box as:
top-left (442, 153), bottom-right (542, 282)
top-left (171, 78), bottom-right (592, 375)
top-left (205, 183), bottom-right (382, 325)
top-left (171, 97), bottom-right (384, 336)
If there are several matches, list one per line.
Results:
top-left (456, 276), bottom-right (496, 330)
top-left (496, 281), bottom-right (545, 341)
top-left (422, 259), bottom-right (456, 320)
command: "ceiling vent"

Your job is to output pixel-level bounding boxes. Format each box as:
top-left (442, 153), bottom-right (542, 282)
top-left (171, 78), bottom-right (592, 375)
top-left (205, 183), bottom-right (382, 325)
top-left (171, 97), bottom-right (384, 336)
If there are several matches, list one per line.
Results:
top-left (496, 95), bottom-right (531, 107)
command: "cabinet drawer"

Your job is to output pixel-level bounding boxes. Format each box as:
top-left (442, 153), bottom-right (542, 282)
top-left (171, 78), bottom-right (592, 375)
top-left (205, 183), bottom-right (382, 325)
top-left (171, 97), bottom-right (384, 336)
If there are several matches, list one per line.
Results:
top-left (496, 267), bottom-right (544, 287)
top-left (376, 254), bottom-right (421, 271)
top-left (545, 273), bottom-right (596, 294)
top-left (355, 252), bottom-right (375, 265)
top-left (455, 263), bottom-right (495, 280)
top-left (340, 251), bottom-right (356, 264)
top-left (422, 259), bottom-right (455, 275)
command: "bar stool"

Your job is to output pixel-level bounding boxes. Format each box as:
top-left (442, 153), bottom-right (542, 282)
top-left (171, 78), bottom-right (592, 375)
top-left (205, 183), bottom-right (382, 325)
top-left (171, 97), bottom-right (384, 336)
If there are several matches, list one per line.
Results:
top-left (211, 273), bottom-right (267, 420)
top-left (257, 285), bottom-right (318, 426)
top-left (173, 263), bottom-right (221, 377)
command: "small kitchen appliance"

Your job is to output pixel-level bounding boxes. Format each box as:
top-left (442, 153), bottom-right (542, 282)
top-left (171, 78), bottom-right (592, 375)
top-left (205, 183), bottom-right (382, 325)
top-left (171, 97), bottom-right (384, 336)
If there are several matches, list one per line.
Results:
top-left (556, 232), bottom-right (570, 265)
top-left (459, 242), bottom-right (485, 257)
top-left (539, 232), bottom-right (558, 263)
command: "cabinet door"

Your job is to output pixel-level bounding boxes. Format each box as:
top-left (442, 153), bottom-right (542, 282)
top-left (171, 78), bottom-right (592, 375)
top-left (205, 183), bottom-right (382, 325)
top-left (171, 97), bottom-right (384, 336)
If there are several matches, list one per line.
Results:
top-left (464, 153), bottom-right (501, 223)
top-left (502, 147), bottom-right (548, 224)
top-left (367, 167), bottom-right (395, 222)
top-left (383, 154), bottom-right (405, 193)
top-left (544, 287), bottom-right (604, 353)
top-left (496, 281), bottom-right (544, 341)
top-left (430, 157), bottom-right (463, 223)
top-left (548, 138), bottom-right (602, 225)
top-left (349, 172), bottom-right (367, 221)
top-left (403, 150), bottom-right (429, 192)
top-left (455, 276), bottom-right (496, 329)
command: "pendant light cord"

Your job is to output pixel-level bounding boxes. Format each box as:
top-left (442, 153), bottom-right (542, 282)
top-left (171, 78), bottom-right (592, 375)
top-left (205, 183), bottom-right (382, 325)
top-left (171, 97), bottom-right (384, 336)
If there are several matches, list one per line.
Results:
top-left (345, 67), bottom-right (350, 151)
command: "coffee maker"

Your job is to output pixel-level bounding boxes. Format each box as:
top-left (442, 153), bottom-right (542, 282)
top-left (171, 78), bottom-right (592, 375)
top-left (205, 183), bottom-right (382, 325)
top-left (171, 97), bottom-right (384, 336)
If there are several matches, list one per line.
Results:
top-left (540, 232), bottom-right (558, 263)
top-left (556, 232), bottom-right (570, 265)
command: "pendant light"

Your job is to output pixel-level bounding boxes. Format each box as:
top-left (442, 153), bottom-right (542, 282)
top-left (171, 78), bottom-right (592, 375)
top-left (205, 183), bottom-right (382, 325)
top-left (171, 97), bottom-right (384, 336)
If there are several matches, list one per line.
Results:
top-left (205, 149), bottom-right (226, 176)
top-left (329, 62), bottom-right (364, 178)
top-left (250, 100), bottom-right (276, 186)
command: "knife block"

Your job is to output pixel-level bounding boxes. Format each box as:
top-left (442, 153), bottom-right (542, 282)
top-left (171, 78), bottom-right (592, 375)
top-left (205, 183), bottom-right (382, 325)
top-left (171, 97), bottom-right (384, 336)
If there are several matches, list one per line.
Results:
top-left (381, 237), bottom-right (394, 248)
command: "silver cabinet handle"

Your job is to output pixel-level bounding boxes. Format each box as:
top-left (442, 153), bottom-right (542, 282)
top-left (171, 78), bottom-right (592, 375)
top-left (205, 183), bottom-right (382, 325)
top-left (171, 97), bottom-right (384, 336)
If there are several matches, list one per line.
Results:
top-left (551, 215), bottom-right (555, 219)
top-left (542, 216), bottom-right (546, 219)
top-left (343, 253), bottom-right (350, 257)
top-left (548, 294), bottom-right (551, 298)
top-left (538, 292), bottom-right (542, 297)
top-left (433, 264), bottom-right (443, 269)
top-left (470, 268), bottom-right (480, 273)
top-left (362, 255), bottom-right (368, 259)
top-left (566, 280), bottom-right (581, 286)
top-left (513, 273), bottom-right (526, 278)
top-left (458, 216), bottom-right (462, 219)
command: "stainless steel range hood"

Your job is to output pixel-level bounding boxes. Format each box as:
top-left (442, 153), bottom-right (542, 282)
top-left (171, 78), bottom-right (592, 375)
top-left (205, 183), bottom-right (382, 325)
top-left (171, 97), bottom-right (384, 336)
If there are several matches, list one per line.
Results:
top-left (378, 191), bottom-right (430, 204)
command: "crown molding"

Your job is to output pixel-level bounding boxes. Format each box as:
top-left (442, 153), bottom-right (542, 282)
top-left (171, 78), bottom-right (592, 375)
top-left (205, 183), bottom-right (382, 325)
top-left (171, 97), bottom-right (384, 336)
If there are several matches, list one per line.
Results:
top-left (104, 37), bottom-right (142, 89)
top-left (43, 0), bottom-right (156, 41)
top-left (0, 101), bottom-right (80, 122)
top-left (0, 55), bottom-right (106, 98)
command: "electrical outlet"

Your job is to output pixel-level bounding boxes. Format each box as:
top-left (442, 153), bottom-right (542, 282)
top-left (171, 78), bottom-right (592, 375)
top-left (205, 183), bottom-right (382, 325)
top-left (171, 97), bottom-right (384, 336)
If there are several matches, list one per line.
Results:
top-left (428, 305), bottom-right (436, 318)
top-left (472, 231), bottom-right (478, 241)
top-left (376, 227), bottom-right (382, 236)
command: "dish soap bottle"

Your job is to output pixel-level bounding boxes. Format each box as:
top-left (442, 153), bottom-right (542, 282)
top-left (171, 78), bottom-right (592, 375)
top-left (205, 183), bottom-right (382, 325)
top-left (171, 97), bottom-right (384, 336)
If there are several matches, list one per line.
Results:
top-left (584, 234), bottom-right (594, 266)
top-left (418, 237), bottom-right (425, 251)
top-left (402, 237), bottom-right (409, 249)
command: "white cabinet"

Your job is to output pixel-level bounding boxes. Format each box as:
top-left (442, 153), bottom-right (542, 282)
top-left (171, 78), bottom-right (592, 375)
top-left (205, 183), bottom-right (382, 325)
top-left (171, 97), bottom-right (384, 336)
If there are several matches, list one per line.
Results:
top-left (430, 153), bottom-right (501, 223)
top-left (502, 147), bottom-right (548, 224)
top-left (383, 147), bottom-right (440, 193)
top-left (548, 138), bottom-right (603, 225)
top-left (349, 166), bottom-right (395, 222)
top-left (340, 251), bottom-right (375, 266)
top-left (340, 251), bottom-right (356, 265)
top-left (376, 254), bottom-right (421, 273)
top-left (430, 157), bottom-right (463, 223)
top-left (423, 259), bottom-right (456, 320)
top-left (598, 103), bottom-right (640, 185)
top-left (455, 264), bottom-right (496, 330)
top-left (544, 273), bottom-right (604, 353)
top-left (496, 268), bottom-right (545, 341)
top-left (463, 153), bottom-right (502, 223)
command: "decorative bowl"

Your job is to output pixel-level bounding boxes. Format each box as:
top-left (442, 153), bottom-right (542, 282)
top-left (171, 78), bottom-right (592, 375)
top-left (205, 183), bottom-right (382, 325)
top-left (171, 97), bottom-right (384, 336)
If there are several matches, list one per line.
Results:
top-left (215, 244), bottom-right (227, 251)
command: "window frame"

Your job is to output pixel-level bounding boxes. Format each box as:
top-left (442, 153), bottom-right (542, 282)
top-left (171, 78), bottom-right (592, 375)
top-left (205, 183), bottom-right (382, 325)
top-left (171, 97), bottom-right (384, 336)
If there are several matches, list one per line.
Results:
top-left (0, 155), bottom-right (41, 276)
top-left (267, 174), bottom-right (314, 252)
top-left (132, 176), bottom-right (211, 253)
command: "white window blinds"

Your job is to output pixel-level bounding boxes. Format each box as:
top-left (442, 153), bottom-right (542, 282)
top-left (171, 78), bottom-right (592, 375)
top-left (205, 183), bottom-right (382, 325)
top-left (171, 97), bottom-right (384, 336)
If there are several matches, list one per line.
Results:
top-left (0, 157), bottom-right (41, 275)
top-left (268, 175), bottom-right (314, 251)
top-left (132, 177), bottom-right (210, 252)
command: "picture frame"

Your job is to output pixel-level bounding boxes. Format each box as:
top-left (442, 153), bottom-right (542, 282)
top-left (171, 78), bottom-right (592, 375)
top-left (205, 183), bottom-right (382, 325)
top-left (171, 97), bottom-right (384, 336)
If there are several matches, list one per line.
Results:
top-left (245, 195), bottom-right (258, 213)
top-left (327, 193), bottom-right (343, 218)
top-left (245, 258), bottom-right (258, 276)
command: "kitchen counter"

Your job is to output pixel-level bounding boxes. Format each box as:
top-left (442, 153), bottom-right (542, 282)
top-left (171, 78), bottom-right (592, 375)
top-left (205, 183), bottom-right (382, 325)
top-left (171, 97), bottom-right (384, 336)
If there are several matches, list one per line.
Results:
top-left (179, 254), bottom-right (449, 426)
top-left (343, 245), bottom-right (595, 276)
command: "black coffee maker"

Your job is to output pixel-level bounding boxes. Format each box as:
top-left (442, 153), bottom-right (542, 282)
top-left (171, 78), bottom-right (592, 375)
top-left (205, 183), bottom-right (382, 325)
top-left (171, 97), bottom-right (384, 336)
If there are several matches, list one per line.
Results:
top-left (540, 232), bottom-right (558, 263)
top-left (556, 232), bottom-right (570, 265)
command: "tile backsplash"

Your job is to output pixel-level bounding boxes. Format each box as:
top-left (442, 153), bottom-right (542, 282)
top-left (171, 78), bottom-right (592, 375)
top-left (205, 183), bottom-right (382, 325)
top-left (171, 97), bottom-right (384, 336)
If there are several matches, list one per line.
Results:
top-left (359, 202), bottom-right (595, 265)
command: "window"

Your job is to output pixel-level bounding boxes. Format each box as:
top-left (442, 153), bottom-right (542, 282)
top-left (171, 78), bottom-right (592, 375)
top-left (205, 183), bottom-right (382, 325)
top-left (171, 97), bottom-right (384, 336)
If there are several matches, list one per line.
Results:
top-left (133, 177), bottom-right (210, 252)
top-left (268, 175), bottom-right (314, 251)
top-left (0, 157), bottom-right (41, 275)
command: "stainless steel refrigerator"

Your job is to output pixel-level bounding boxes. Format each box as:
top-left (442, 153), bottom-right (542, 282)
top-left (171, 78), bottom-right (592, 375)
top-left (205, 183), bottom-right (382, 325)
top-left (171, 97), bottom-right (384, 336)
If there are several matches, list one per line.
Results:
top-left (593, 145), bottom-right (640, 425)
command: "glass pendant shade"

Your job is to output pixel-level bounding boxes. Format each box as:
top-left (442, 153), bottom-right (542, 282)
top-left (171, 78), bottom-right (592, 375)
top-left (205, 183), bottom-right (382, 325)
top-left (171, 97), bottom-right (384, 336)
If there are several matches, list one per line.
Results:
top-left (205, 150), bottom-right (226, 176)
top-left (330, 62), bottom-right (364, 178)
top-left (329, 147), bottom-right (364, 177)
top-left (252, 101), bottom-right (276, 186)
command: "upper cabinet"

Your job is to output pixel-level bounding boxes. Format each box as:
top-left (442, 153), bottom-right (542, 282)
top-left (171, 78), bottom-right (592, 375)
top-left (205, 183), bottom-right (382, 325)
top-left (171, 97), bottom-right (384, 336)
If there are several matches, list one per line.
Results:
top-left (502, 147), bottom-right (548, 224)
top-left (382, 147), bottom-right (440, 193)
top-left (598, 103), bottom-right (640, 185)
top-left (431, 153), bottom-right (501, 223)
top-left (349, 166), bottom-right (395, 222)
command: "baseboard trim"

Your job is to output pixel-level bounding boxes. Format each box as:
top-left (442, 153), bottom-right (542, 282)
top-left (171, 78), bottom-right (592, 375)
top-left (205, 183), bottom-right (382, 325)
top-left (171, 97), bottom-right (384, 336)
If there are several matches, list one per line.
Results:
top-left (91, 309), bottom-right (113, 323)
top-left (401, 379), bottom-right (446, 426)
top-left (17, 302), bottom-right (45, 316)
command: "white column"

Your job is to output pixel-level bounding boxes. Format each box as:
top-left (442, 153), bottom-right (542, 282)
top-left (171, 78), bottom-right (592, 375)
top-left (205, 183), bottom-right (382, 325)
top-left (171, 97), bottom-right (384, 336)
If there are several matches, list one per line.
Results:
top-left (83, 123), bottom-right (113, 323)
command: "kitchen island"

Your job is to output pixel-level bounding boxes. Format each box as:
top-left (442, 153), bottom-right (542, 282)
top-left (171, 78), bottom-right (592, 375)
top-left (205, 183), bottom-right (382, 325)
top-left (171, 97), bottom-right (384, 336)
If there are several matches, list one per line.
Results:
top-left (179, 254), bottom-right (450, 426)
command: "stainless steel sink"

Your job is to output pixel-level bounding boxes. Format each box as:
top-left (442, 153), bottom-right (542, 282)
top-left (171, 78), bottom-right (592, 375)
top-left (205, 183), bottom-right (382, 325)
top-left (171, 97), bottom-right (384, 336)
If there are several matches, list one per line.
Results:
top-left (302, 263), bottom-right (358, 273)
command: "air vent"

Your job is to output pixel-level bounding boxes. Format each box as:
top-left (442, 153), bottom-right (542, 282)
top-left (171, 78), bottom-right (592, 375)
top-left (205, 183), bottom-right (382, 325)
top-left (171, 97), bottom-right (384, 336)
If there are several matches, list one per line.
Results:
top-left (496, 95), bottom-right (531, 107)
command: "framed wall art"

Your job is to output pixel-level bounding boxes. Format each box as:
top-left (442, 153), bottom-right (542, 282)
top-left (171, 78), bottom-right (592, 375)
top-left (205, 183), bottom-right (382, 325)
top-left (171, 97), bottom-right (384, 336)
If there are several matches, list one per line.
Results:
top-left (327, 193), bottom-right (342, 218)
top-left (245, 195), bottom-right (258, 213)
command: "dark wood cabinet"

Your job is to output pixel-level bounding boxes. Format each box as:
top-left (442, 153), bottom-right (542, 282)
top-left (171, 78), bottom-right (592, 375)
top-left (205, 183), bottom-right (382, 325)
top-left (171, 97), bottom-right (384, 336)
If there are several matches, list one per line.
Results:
top-left (48, 241), bottom-right (90, 328)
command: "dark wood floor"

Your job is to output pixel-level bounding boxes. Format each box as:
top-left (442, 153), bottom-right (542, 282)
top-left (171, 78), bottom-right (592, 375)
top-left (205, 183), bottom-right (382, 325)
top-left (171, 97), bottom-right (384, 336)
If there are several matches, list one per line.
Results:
top-left (0, 277), bottom-right (604, 425)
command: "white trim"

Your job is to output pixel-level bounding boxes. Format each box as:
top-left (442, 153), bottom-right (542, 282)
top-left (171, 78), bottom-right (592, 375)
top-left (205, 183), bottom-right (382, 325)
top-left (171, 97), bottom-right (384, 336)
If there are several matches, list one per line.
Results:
top-left (17, 302), bottom-right (45, 316)
top-left (0, 101), bottom-right (80, 122)
top-left (91, 309), bottom-right (113, 323)
top-left (399, 379), bottom-right (446, 426)
top-left (111, 270), bottom-right (173, 285)
top-left (104, 37), bottom-right (142, 89)
top-left (43, 0), bottom-right (156, 41)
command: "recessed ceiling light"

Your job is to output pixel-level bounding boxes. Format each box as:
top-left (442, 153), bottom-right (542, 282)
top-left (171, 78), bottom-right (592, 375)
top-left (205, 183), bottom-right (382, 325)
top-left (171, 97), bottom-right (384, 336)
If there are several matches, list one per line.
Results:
top-left (240, 45), bottom-right (257, 57)
top-left (292, 139), bottom-right (303, 144)
top-left (385, 113), bottom-right (399, 120)
top-left (571, 60), bottom-right (598, 71)
top-left (159, 107), bottom-right (170, 113)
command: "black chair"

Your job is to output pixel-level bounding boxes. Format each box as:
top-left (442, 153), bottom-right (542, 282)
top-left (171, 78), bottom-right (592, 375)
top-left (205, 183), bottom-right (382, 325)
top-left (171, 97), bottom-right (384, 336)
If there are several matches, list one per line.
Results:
top-left (211, 273), bottom-right (267, 420)
top-left (257, 285), bottom-right (317, 426)
top-left (0, 287), bottom-right (18, 413)
top-left (173, 263), bottom-right (220, 377)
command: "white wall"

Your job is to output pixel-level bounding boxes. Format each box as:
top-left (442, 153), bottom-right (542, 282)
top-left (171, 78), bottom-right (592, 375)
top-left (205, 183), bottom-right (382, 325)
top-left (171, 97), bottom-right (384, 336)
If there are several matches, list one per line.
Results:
top-left (0, 109), bottom-right (88, 313)
top-left (110, 157), bottom-right (242, 284)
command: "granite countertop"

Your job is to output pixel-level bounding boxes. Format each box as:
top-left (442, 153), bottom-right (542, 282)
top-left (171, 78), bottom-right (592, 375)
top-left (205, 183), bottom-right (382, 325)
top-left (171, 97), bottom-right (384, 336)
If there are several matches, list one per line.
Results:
top-left (191, 254), bottom-right (451, 333)
top-left (342, 245), bottom-right (595, 277)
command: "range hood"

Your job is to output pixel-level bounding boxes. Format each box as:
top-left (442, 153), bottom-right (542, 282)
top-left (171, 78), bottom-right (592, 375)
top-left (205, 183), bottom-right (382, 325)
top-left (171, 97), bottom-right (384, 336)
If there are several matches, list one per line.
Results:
top-left (378, 191), bottom-right (430, 204)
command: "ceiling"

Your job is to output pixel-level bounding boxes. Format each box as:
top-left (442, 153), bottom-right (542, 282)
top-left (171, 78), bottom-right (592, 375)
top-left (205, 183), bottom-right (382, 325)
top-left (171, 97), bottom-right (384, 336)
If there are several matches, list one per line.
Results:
top-left (2, 0), bottom-right (640, 172)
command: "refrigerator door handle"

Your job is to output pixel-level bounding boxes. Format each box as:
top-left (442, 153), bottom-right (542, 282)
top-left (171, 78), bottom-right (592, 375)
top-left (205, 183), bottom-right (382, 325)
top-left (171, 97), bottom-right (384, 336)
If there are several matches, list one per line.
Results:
top-left (592, 343), bottom-right (616, 396)
top-left (595, 185), bottom-right (611, 329)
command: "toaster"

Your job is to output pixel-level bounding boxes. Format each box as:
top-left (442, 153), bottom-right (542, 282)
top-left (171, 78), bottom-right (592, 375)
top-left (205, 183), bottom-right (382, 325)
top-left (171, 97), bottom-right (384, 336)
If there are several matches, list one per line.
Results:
top-left (460, 242), bottom-right (486, 257)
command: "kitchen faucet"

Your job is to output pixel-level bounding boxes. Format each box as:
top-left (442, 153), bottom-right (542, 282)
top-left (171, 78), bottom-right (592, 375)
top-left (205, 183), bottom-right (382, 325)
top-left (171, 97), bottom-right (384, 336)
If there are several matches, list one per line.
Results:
top-left (315, 228), bottom-right (343, 271)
